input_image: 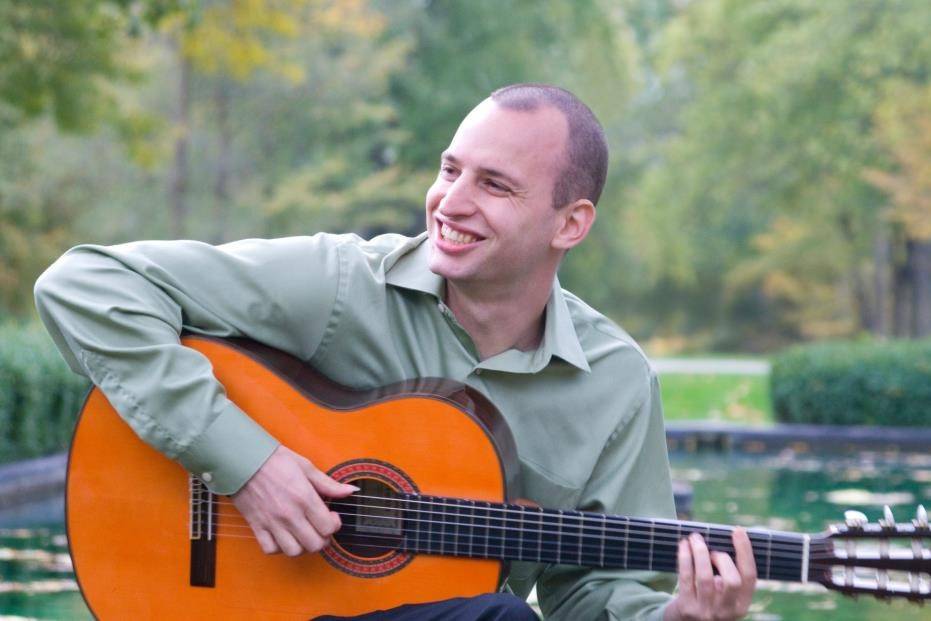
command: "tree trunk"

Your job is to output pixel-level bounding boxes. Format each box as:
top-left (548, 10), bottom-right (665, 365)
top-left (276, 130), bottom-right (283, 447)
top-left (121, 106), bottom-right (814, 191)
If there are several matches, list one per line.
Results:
top-left (169, 52), bottom-right (191, 238)
top-left (910, 239), bottom-right (931, 337)
top-left (213, 78), bottom-right (231, 243)
top-left (892, 255), bottom-right (912, 337)
top-left (872, 226), bottom-right (891, 337)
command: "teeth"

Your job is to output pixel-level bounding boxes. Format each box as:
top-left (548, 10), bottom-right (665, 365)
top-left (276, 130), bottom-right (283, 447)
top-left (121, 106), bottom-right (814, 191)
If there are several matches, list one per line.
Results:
top-left (441, 223), bottom-right (478, 245)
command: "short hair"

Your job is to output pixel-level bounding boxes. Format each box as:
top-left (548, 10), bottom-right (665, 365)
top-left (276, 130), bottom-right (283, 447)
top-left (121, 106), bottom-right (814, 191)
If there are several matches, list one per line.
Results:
top-left (490, 83), bottom-right (608, 209)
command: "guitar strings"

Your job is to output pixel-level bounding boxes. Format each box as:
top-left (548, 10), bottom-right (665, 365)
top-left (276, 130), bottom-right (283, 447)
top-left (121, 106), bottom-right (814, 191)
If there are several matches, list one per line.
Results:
top-left (194, 493), bottom-right (814, 551)
top-left (208, 509), bottom-right (826, 564)
top-left (191, 496), bottom-right (826, 560)
top-left (202, 509), bottom-right (832, 566)
top-left (201, 521), bottom-right (839, 574)
top-left (209, 517), bottom-right (824, 569)
top-left (199, 498), bottom-right (835, 561)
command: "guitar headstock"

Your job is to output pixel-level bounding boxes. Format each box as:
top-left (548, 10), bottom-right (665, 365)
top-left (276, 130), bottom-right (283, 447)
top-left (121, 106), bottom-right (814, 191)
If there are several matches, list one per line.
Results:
top-left (809, 505), bottom-right (930, 602)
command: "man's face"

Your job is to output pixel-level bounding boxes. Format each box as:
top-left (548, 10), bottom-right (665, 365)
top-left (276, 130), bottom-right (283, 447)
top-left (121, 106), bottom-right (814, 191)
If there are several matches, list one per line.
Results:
top-left (425, 100), bottom-right (570, 288)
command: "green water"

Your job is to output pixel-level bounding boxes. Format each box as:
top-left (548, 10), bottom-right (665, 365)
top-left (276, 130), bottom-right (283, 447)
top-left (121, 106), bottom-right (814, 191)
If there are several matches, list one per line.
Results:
top-left (1, 451), bottom-right (929, 620)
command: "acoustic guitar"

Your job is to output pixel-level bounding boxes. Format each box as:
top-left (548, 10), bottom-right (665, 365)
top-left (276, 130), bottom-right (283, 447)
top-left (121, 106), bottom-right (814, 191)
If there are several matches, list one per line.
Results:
top-left (67, 336), bottom-right (931, 618)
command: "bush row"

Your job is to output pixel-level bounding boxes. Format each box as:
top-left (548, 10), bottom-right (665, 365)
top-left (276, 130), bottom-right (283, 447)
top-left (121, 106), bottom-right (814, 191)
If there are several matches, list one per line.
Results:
top-left (771, 339), bottom-right (931, 426)
top-left (0, 321), bottom-right (89, 463)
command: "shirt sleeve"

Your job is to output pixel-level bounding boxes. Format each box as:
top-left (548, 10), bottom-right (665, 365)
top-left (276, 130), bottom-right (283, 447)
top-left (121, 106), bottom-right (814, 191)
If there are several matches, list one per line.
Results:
top-left (536, 372), bottom-right (677, 621)
top-left (34, 235), bottom-right (343, 495)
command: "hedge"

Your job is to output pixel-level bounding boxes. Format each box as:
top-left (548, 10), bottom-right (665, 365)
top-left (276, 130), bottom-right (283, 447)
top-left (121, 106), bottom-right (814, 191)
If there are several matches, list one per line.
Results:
top-left (0, 321), bottom-right (90, 464)
top-left (771, 339), bottom-right (931, 426)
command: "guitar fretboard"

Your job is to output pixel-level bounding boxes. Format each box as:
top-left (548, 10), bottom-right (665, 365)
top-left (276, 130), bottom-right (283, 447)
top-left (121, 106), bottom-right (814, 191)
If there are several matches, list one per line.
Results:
top-left (369, 495), bottom-right (807, 581)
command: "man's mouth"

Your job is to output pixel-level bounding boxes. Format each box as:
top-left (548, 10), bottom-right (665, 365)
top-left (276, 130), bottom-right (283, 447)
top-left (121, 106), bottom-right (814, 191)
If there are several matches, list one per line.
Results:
top-left (440, 223), bottom-right (481, 245)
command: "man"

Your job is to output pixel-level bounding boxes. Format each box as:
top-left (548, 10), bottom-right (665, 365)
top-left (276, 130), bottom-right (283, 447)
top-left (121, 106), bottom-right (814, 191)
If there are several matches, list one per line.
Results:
top-left (35, 83), bottom-right (755, 619)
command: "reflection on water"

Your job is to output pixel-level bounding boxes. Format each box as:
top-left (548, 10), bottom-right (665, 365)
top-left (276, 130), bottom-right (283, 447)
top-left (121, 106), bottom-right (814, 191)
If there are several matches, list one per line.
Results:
top-left (1, 451), bottom-right (929, 620)
top-left (672, 451), bottom-right (931, 621)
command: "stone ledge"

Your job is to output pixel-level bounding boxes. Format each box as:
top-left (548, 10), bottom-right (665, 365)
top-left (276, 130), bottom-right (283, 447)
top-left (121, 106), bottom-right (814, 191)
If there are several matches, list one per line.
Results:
top-left (0, 453), bottom-right (67, 509)
top-left (666, 422), bottom-right (931, 454)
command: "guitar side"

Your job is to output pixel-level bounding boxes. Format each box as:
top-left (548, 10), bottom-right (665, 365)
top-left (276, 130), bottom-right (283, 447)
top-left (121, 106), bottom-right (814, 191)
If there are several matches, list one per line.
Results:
top-left (67, 336), bottom-right (520, 619)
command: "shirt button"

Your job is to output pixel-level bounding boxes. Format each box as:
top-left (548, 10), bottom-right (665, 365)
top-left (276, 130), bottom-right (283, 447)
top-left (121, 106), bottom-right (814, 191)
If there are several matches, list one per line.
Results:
top-left (202, 472), bottom-right (213, 483)
top-left (474, 369), bottom-right (483, 376)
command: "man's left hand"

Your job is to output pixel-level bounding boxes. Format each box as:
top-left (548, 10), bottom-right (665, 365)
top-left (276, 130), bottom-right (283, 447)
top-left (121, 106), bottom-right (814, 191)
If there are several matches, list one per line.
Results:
top-left (663, 527), bottom-right (757, 621)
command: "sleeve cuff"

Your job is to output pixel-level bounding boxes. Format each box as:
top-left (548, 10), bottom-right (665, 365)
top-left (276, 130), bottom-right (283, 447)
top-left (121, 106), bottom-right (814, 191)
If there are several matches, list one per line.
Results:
top-left (176, 402), bottom-right (280, 495)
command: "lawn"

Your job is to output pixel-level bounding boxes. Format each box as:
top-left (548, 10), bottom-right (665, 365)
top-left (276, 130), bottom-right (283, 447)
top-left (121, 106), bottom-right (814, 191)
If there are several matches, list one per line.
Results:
top-left (658, 374), bottom-right (772, 425)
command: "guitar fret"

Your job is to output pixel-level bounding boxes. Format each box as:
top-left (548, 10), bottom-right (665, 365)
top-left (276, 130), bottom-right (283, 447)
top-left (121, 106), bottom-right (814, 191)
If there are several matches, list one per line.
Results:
top-left (766, 532), bottom-right (773, 581)
top-left (468, 499), bottom-right (475, 558)
top-left (485, 501), bottom-right (491, 558)
top-left (557, 510), bottom-right (563, 563)
top-left (648, 519), bottom-right (654, 571)
top-left (577, 511), bottom-right (583, 566)
top-left (439, 499), bottom-right (446, 556)
top-left (454, 499), bottom-right (462, 557)
top-left (599, 514), bottom-right (606, 567)
top-left (517, 505), bottom-right (524, 561)
top-left (537, 507), bottom-right (544, 563)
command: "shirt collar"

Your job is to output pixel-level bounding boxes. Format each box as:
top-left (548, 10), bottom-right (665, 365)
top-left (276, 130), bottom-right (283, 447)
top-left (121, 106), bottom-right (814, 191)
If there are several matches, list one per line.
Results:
top-left (385, 233), bottom-right (591, 373)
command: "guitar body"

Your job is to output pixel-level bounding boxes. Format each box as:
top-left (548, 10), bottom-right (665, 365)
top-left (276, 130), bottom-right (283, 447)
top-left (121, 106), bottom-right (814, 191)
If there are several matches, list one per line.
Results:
top-left (67, 336), bottom-right (521, 619)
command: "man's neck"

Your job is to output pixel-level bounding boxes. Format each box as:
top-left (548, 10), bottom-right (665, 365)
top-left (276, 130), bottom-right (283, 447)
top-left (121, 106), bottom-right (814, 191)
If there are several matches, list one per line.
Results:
top-left (444, 271), bottom-right (554, 361)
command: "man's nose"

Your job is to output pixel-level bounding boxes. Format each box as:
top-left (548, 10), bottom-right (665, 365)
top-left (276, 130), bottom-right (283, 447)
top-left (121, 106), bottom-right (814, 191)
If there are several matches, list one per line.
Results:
top-left (438, 175), bottom-right (477, 217)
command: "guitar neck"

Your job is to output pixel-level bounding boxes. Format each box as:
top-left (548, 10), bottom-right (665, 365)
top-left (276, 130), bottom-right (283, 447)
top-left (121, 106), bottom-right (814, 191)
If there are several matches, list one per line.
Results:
top-left (361, 494), bottom-right (810, 582)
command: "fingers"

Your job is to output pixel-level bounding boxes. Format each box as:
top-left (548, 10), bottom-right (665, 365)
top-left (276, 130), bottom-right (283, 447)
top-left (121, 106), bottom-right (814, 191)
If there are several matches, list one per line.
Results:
top-left (710, 550), bottom-right (742, 610)
top-left (732, 526), bottom-right (758, 611)
top-left (255, 528), bottom-right (279, 555)
top-left (733, 526), bottom-right (758, 587)
top-left (304, 462), bottom-right (359, 498)
top-left (689, 533), bottom-right (715, 610)
top-left (231, 445), bottom-right (355, 557)
top-left (677, 537), bottom-right (695, 599)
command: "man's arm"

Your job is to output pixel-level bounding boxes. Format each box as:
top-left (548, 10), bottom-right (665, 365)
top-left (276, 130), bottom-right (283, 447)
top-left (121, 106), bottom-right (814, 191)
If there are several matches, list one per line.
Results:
top-left (34, 236), bottom-right (356, 555)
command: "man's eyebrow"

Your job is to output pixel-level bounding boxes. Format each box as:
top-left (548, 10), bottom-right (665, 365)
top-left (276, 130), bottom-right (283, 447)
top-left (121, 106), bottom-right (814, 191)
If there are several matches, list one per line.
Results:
top-left (441, 151), bottom-right (523, 188)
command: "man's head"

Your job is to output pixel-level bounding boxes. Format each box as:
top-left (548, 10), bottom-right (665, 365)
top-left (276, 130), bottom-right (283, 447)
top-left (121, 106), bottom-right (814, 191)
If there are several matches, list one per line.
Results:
top-left (490, 83), bottom-right (608, 210)
top-left (425, 84), bottom-right (606, 289)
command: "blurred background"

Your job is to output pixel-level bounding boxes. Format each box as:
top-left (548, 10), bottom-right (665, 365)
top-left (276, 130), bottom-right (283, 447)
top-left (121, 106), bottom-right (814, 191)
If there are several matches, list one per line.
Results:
top-left (1, 1), bottom-right (930, 619)
top-left (2, 0), bottom-right (930, 348)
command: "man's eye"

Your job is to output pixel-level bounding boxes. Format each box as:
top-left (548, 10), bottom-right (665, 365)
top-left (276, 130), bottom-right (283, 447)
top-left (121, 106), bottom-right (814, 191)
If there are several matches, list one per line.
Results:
top-left (485, 180), bottom-right (509, 192)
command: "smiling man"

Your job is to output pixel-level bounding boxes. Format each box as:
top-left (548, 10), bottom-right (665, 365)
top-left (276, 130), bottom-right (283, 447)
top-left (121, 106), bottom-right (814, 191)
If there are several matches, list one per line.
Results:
top-left (35, 84), bottom-right (755, 620)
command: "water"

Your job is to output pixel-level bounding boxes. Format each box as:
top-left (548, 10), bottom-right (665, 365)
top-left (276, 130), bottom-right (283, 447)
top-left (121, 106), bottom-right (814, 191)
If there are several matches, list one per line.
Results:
top-left (1, 451), bottom-right (929, 620)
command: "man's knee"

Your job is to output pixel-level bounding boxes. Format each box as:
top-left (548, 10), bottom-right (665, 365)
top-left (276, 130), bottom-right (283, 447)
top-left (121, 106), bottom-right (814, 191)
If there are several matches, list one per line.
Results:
top-left (473, 593), bottom-right (538, 620)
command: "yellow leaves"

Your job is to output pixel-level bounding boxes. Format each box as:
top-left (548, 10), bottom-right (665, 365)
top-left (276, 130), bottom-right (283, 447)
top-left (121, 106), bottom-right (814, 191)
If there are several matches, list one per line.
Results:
top-left (157, 0), bottom-right (387, 85)
top-left (864, 81), bottom-right (931, 241)
top-left (313, 0), bottom-right (385, 38)
top-left (726, 216), bottom-right (854, 339)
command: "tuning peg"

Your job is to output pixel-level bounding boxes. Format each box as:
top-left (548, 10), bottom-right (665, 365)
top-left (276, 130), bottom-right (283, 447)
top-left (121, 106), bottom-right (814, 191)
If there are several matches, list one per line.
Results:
top-left (880, 505), bottom-right (895, 529)
top-left (845, 510), bottom-right (868, 528)
top-left (916, 505), bottom-right (928, 529)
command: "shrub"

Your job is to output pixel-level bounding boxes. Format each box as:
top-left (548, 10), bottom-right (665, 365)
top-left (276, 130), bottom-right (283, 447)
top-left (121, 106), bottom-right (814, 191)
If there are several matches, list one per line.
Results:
top-left (0, 321), bottom-right (90, 463)
top-left (771, 339), bottom-right (931, 426)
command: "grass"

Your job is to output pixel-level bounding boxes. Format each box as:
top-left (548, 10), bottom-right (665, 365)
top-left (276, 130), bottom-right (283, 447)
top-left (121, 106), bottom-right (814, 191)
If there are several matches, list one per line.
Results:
top-left (658, 374), bottom-right (772, 425)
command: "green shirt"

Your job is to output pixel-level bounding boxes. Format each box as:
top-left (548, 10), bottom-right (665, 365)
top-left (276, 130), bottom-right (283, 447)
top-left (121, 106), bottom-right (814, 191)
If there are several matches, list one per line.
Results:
top-left (35, 232), bottom-right (676, 620)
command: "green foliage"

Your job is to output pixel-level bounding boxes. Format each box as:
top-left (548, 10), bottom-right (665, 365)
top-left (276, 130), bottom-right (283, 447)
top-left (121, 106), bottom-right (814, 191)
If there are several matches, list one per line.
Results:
top-left (0, 0), bottom-right (131, 131)
top-left (771, 339), bottom-right (931, 426)
top-left (0, 321), bottom-right (89, 463)
top-left (660, 374), bottom-right (771, 425)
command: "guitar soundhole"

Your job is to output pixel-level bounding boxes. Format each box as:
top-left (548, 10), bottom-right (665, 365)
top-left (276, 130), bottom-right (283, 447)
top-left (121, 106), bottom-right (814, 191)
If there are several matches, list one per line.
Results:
top-left (322, 458), bottom-right (417, 577)
top-left (332, 478), bottom-right (404, 558)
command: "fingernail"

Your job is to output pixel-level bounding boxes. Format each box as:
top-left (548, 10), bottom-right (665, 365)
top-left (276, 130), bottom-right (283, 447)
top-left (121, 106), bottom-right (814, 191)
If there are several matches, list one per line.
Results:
top-left (346, 484), bottom-right (360, 492)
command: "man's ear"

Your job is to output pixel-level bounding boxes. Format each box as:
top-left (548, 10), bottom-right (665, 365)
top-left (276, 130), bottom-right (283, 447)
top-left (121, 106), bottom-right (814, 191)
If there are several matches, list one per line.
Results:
top-left (552, 199), bottom-right (596, 251)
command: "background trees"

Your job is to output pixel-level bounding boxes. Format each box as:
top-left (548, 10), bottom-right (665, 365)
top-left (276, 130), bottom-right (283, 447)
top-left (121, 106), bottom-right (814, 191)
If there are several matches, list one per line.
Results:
top-left (3, 0), bottom-right (930, 351)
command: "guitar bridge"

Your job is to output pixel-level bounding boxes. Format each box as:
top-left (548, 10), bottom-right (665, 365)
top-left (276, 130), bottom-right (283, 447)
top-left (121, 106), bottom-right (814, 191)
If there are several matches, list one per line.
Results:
top-left (189, 474), bottom-right (217, 587)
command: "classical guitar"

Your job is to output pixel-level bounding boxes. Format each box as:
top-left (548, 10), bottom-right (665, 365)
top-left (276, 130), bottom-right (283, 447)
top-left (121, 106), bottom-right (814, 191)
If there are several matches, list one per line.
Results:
top-left (67, 336), bottom-right (931, 618)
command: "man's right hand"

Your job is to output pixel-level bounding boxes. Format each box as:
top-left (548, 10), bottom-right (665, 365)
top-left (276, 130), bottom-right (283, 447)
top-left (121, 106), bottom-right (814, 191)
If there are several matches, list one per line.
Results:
top-left (230, 445), bottom-right (358, 556)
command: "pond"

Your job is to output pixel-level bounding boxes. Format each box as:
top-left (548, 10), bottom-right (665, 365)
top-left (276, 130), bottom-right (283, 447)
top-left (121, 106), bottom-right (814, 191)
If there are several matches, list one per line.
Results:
top-left (1, 451), bottom-right (929, 620)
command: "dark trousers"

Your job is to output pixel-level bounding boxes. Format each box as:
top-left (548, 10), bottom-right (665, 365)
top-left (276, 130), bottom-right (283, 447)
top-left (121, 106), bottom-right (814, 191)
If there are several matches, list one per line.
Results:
top-left (313, 593), bottom-right (539, 620)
